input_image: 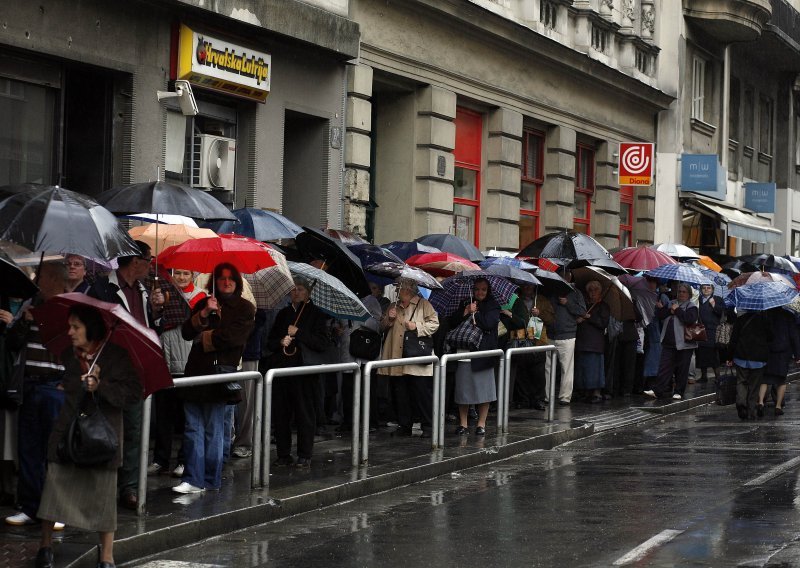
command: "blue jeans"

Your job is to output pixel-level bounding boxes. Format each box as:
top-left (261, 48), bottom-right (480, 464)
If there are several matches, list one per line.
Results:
top-left (223, 405), bottom-right (234, 463)
top-left (19, 380), bottom-right (64, 519)
top-left (182, 402), bottom-right (225, 490)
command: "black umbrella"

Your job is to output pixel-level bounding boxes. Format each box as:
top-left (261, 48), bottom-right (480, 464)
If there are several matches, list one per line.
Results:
top-left (95, 181), bottom-right (236, 221)
top-left (566, 257), bottom-right (627, 275)
top-left (204, 207), bottom-right (302, 241)
top-left (382, 241), bottom-right (440, 261)
top-left (483, 263), bottom-right (542, 287)
top-left (0, 251), bottom-right (38, 300)
top-left (348, 244), bottom-right (404, 267)
top-left (415, 234), bottom-right (484, 262)
top-left (295, 227), bottom-right (371, 297)
top-left (0, 185), bottom-right (140, 260)
top-left (738, 254), bottom-right (799, 274)
top-left (531, 268), bottom-right (572, 296)
top-left (518, 230), bottom-right (612, 262)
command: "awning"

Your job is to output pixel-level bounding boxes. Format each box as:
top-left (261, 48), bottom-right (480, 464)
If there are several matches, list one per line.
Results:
top-left (684, 197), bottom-right (782, 244)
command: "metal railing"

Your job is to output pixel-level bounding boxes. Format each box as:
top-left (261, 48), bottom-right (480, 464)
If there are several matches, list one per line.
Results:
top-left (361, 356), bottom-right (440, 463)
top-left (502, 345), bottom-right (558, 430)
top-left (138, 370), bottom-right (264, 516)
top-left (437, 350), bottom-right (505, 448)
top-left (261, 363), bottom-right (361, 489)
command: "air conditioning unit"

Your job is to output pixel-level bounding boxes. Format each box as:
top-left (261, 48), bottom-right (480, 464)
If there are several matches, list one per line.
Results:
top-left (191, 134), bottom-right (236, 190)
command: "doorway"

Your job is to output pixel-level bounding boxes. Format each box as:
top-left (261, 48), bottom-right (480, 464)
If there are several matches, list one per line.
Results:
top-left (282, 110), bottom-right (328, 228)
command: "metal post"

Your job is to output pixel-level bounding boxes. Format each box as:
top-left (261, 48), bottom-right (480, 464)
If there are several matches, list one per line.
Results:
top-left (438, 356), bottom-right (448, 449)
top-left (137, 394), bottom-right (152, 516)
top-left (431, 360), bottom-right (441, 450)
top-left (496, 355), bottom-right (505, 434)
top-left (548, 348), bottom-right (557, 422)
top-left (499, 355), bottom-right (508, 433)
top-left (351, 365), bottom-right (361, 467)
top-left (251, 374), bottom-right (264, 489)
top-left (262, 371), bottom-right (273, 488)
top-left (361, 362), bottom-right (372, 464)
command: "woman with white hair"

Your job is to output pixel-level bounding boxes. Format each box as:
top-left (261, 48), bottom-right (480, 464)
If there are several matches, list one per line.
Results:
top-left (379, 279), bottom-right (439, 437)
top-left (574, 280), bottom-right (610, 403)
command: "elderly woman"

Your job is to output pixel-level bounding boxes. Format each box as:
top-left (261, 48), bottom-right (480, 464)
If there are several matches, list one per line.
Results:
top-left (37, 305), bottom-right (140, 568)
top-left (379, 280), bottom-right (439, 437)
top-left (448, 278), bottom-right (500, 435)
top-left (645, 282), bottom-right (699, 400)
top-left (175, 263), bottom-right (255, 494)
top-left (268, 278), bottom-right (330, 467)
top-left (574, 280), bottom-right (610, 403)
top-left (695, 283), bottom-right (724, 384)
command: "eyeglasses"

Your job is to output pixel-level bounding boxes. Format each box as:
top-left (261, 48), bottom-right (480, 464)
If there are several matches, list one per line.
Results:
top-left (64, 261), bottom-right (85, 268)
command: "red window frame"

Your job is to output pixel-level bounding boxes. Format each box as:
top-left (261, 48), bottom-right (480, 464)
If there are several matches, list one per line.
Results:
top-left (520, 129), bottom-right (544, 248)
top-left (619, 185), bottom-right (634, 247)
top-left (454, 108), bottom-right (482, 246)
top-left (574, 144), bottom-right (595, 234)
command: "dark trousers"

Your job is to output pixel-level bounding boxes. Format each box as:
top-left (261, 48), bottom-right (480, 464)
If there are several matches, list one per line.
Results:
top-left (390, 374), bottom-right (433, 430)
top-left (650, 346), bottom-right (693, 397)
top-left (736, 365), bottom-right (764, 419)
top-left (18, 380), bottom-right (63, 519)
top-left (118, 399), bottom-right (143, 498)
top-left (511, 353), bottom-right (546, 406)
top-left (274, 374), bottom-right (318, 459)
top-left (153, 389), bottom-right (185, 468)
top-left (615, 340), bottom-right (637, 396)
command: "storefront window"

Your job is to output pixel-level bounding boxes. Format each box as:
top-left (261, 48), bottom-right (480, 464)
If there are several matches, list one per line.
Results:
top-left (454, 108), bottom-right (482, 246)
top-left (574, 144), bottom-right (594, 234)
top-left (520, 129), bottom-right (543, 248)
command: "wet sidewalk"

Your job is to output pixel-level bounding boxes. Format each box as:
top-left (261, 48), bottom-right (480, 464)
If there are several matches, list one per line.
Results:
top-left (2, 380), bottom-right (724, 568)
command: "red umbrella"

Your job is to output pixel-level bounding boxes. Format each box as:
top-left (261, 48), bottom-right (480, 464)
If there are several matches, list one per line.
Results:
top-left (406, 252), bottom-right (480, 277)
top-left (157, 235), bottom-right (277, 274)
top-left (32, 293), bottom-right (172, 397)
top-left (612, 246), bottom-right (678, 271)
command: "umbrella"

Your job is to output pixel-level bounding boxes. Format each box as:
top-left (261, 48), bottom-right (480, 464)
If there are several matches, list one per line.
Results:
top-left (482, 263), bottom-right (542, 287)
top-left (128, 224), bottom-right (218, 253)
top-left (415, 234), bottom-right (484, 262)
top-left (532, 268), bottom-right (573, 297)
top-left (612, 246), bottom-right (678, 271)
top-left (382, 241), bottom-right (440, 260)
top-left (94, 181), bottom-right (236, 221)
top-left (566, 257), bottom-right (627, 275)
top-left (363, 261), bottom-right (443, 290)
top-left (406, 252), bottom-right (480, 277)
top-left (157, 235), bottom-right (277, 274)
top-left (32, 293), bottom-right (172, 397)
top-left (0, 184), bottom-right (140, 260)
top-left (728, 270), bottom-right (795, 290)
top-left (428, 271), bottom-right (518, 316)
top-left (650, 243), bottom-right (700, 260)
top-left (738, 254), bottom-right (799, 274)
top-left (784, 255), bottom-right (800, 271)
top-left (518, 231), bottom-right (612, 262)
top-left (347, 244), bottom-right (404, 267)
top-left (242, 247), bottom-right (295, 309)
top-left (286, 261), bottom-right (370, 321)
top-left (479, 256), bottom-right (538, 271)
top-left (696, 267), bottom-right (731, 298)
top-left (0, 251), bottom-right (38, 299)
top-left (123, 213), bottom-right (198, 227)
top-left (294, 227), bottom-right (371, 297)
top-left (323, 228), bottom-right (369, 246)
top-left (644, 264), bottom-right (713, 287)
top-left (618, 274), bottom-right (657, 326)
top-left (697, 255), bottom-right (722, 272)
top-left (571, 266), bottom-right (636, 321)
top-left (204, 208), bottom-right (302, 241)
top-left (725, 281), bottom-right (799, 311)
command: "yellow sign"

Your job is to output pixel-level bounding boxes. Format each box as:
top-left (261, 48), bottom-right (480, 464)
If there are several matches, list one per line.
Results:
top-left (177, 24), bottom-right (270, 103)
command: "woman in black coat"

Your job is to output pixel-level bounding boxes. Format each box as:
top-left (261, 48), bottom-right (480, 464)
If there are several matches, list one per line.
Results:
top-left (758, 308), bottom-right (800, 417)
top-left (695, 284), bottom-right (724, 383)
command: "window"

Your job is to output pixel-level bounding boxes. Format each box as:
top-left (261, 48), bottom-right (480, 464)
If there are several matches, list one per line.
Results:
top-left (743, 88), bottom-right (754, 147)
top-left (729, 77), bottom-right (740, 141)
top-left (692, 56), bottom-right (706, 121)
top-left (619, 186), bottom-right (634, 247)
top-left (759, 96), bottom-right (773, 155)
top-left (454, 108), bottom-right (482, 246)
top-left (635, 49), bottom-right (649, 75)
top-left (591, 24), bottom-right (608, 53)
top-left (520, 129), bottom-right (544, 249)
top-left (540, 0), bottom-right (557, 29)
top-left (574, 144), bottom-right (594, 234)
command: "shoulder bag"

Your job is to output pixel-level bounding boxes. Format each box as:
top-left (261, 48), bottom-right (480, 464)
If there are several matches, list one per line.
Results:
top-left (58, 392), bottom-right (118, 467)
top-left (402, 301), bottom-right (434, 358)
top-left (446, 316), bottom-right (484, 351)
top-left (349, 327), bottom-right (382, 360)
top-left (683, 322), bottom-right (707, 342)
top-left (715, 310), bottom-right (733, 348)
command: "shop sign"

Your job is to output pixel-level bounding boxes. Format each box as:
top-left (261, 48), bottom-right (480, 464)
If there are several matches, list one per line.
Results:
top-left (177, 24), bottom-right (270, 103)
top-left (681, 154), bottom-right (726, 200)
top-left (618, 142), bottom-right (654, 186)
top-left (744, 182), bottom-right (776, 213)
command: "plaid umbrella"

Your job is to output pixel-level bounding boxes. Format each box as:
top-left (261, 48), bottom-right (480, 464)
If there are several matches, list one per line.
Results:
top-left (287, 261), bottom-right (370, 321)
top-left (645, 264), bottom-right (713, 287)
top-left (725, 281), bottom-right (799, 311)
top-left (428, 271), bottom-right (518, 316)
top-left (243, 247), bottom-right (295, 309)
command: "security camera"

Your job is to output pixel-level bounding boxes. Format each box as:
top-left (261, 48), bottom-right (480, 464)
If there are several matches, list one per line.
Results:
top-left (156, 79), bottom-right (198, 116)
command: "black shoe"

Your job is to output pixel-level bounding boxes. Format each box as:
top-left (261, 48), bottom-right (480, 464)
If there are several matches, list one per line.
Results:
top-left (35, 547), bottom-right (54, 568)
top-left (272, 456), bottom-right (294, 467)
top-left (454, 425), bottom-right (469, 435)
top-left (757, 404), bottom-right (765, 418)
top-left (558, 400), bottom-right (570, 406)
top-left (295, 457), bottom-right (311, 468)
top-left (697, 376), bottom-right (709, 383)
top-left (532, 401), bottom-right (546, 411)
top-left (420, 429), bottom-right (432, 439)
top-left (590, 395), bottom-right (603, 403)
top-left (97, 563), bottom-right (116, 568)
top-left (736, 405), bottom-right (749, 421)
top-left (776, 407), bottom-right (785, 416)
top-left (394, 426), bottom-right (413, 436)
top-left (474, 426), bottom-right (486, 436)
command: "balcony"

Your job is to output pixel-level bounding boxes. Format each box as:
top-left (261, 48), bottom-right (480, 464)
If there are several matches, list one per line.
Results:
top-left (683, 0), bottom-right (772, 42)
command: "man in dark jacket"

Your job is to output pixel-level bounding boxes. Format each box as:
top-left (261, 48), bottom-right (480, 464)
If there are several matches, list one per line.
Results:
top-left (546, 270), bottom-right (586, 405)
top-left (726, 310), bottom-right (773, 420)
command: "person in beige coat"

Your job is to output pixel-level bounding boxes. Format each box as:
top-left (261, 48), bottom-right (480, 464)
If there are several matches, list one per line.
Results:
top-left (379, 280), bottom-right (439, 437)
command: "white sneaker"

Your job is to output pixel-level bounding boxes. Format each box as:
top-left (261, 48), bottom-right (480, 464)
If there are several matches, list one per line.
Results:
top-left (172, 464), bottom-right (185, 478)
top-left (5, 512), bottom-right (35, 526)
top-left (672, 393), bottom-right (682, 400)
top-left (643, 390), bottom-right (656, 398)
top-left (172, 482), bottom-right (204, 494)
top-left (147, 462), bottom-right (164, 475)
top-left (53, 521), bottom-right (65, 531)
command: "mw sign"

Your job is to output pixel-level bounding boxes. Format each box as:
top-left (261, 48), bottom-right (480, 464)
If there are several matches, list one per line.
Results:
top-left (618, 142), bottom-right (654, 186)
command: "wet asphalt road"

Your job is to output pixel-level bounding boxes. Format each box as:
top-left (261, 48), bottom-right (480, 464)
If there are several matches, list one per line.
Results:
top-left (128, 395), bottom-right (800, 568)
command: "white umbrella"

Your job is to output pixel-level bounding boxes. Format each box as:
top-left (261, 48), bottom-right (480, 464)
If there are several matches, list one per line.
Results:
top-left (123, 213), bottom-right (198, 227)
top-left (650, 243), bottom-right (700, 260)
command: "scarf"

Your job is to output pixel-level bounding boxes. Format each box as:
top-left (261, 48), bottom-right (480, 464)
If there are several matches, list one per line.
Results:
top-left (74, 342), bottom-right (102, 375)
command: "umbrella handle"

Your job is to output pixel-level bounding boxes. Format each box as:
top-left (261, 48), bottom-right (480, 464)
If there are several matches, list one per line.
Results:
top-left (282, 300), bottom-right (309, 356)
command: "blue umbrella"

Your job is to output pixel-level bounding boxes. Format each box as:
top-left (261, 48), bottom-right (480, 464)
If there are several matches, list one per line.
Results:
top-left (205, 208), bottom-right (302, 241)
top-left (479, 256), bottom-right (537, 270)
top-left (416, 234), bottom-right (485, 262)
top-left (382, 241), bottom-right (440, 261)
top-left (725, 281), bottom-right (799, 311)
top-left (696, 267), bottom-right (731, 298)
top-left (645, 264), bottom-right (713, 287)
top-left (348, 244), bottom-right (403, 266)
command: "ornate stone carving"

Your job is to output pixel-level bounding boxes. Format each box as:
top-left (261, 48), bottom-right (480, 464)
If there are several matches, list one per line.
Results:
top-left (642, 6), bottom-right (655, 34)
top-left (600, 0), bottom-right (614, 10)
top-left (622, 0), bottom-right (636, 21)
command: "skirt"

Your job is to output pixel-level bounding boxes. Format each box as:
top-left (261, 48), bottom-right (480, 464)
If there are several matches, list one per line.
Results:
top-left (762, 373), bottom-right (787, 386)
top-left (454, 362), bottom-right (496, 405)
top-left (575, 352), bottom-right (605, 390)
top-left (695, 345), bottom-right (719, 369)
top-left (38, 462), bottom-right (118, 532)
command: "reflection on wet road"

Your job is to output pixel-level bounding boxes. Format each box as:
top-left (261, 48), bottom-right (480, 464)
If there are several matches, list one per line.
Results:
top-left (129, 393), bottom-right (800, 568)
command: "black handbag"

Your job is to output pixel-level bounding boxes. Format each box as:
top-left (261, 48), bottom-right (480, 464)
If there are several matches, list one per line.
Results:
top-left (349, 327), bottom-right (382, 360)
top-left (58, 392), bottom-right (118, 467)
top-left (401, 302), bottom-right (434, 358)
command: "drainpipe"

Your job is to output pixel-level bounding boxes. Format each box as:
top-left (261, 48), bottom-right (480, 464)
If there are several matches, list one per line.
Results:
top-left (720, 45), bottom-right (730, 174)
